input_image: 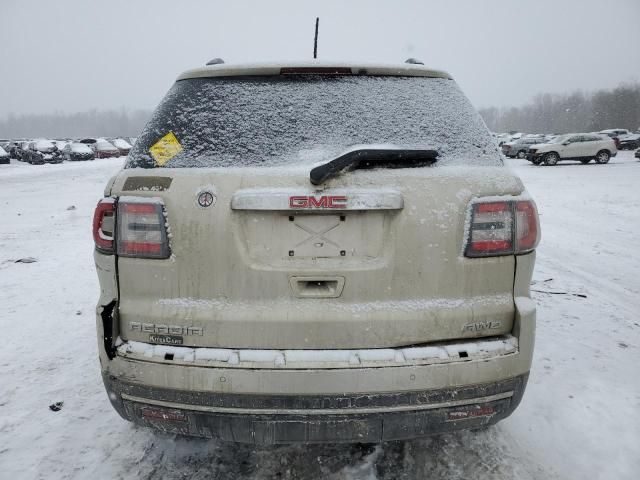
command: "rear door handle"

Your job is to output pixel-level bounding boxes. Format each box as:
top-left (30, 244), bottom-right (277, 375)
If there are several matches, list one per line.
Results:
top-left (289, 276), bottom-right (345, 298)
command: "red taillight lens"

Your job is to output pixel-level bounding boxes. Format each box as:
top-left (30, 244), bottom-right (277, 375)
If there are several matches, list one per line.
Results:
top-left (466, 201), bottom-right (514, 256)
top-left (465, 199), bottom-right (539, 257)
top-left (92, 198), bottom-right (116, 253)
top-left (515, 200), bottom-right (540, 252)
top-left (116, 200), bottom-right (170, 259)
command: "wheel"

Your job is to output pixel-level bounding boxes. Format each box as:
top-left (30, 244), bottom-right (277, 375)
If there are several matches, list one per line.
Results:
top-left (516, 150), bottom-right (527, 159)
top-left (544, 152), bottom-right (559, 166)
top-left (580, 159), bottom-right (591, 164)
top-left (595, 150), bottom-right (610, 164)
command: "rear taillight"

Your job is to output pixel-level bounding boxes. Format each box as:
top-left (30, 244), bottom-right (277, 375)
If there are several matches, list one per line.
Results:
top-left (93, 197), bottom-right (170, 258)
top-left (92, 198), bottom-right (116, 253)
top-left (514, 201), bottom-right (538, 252)
top-left (116, 201), bottom-right (170, 259)
top-left (465, 199), bottom-right (539, 257)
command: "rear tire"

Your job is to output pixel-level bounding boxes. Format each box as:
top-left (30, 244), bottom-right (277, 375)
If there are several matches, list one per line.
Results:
top-left (595, 150), bottom-right (610, 164)
top-left (517, 150), bottom-right (527, 159)
top-left (544, 152), bottom-right (559, 166)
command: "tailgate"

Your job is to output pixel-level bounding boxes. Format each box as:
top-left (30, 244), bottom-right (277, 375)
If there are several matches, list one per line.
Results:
top-left (112, 166), bottom-right (523, 349)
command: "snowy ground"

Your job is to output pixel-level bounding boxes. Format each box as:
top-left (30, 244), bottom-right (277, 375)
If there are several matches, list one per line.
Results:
top-left (0, 153), bottom-right (639, 480)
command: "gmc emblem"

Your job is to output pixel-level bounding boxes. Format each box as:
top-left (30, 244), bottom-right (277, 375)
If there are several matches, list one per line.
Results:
top-left (289, 195), bottom-right (347, 209)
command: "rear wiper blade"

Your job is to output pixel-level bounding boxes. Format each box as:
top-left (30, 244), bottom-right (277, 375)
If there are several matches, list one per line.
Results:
top-left (309, 149), bottom-right (438, 185)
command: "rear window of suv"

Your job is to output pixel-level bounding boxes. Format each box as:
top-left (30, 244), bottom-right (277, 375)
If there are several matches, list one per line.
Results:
top-left (126, 75), bottom-right (500, 169)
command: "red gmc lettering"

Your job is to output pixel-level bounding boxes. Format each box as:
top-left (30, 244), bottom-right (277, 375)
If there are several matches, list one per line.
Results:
top-left (289, 196), bottom-right (347, 209)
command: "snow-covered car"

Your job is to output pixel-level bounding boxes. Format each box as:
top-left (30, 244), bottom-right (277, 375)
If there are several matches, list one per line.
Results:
top-left (527, 133), bottom-right (616, 165)
top-left (53, 140), bottom-right (69, 151)
top-left (495, 133), bottom-right (512, 146)
top-left (111, 138), bottom-right (132, 156)
top-left (93, 60), bottom-right (540, 444)
top-left (599, 128), bottom-right (629, 138)
top-left (502, 137), bottom-right (548, 159)
top-left (62, 142), bottom-right (95, 161)
top-left (12, 141), bottom-right (31, 161)
top-left (0, 145), bottom-right (9, 164)
top-left (95, 139), bottom-right (120, 158)
top-left (23, 139), bottom-right (63, 164)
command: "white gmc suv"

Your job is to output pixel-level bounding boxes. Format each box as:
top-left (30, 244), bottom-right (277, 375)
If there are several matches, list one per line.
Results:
top-left (93, 61), bottom-right (540, 444)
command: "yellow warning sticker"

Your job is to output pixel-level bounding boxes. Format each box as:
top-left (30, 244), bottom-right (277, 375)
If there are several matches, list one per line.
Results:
top-left (149, 131), bottom-right (183, 166)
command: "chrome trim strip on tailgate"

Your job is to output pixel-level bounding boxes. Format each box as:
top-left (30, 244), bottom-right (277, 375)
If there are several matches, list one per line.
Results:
top-left (121, 391), bottom-right (513, 415)
top-left (230, 188), bottom-right (404, 211)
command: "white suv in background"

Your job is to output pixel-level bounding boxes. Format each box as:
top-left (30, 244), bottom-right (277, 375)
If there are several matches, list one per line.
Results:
top-left (527, 134), bottom-right (617, 166)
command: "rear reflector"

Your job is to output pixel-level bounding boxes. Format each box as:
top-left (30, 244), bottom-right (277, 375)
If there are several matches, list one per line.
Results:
top-left (92, 198), bottom-right (116, 253)
top-left (465, 199), bottom-right (539, 257)
top-left (116, 200), bottom-right (170, 259)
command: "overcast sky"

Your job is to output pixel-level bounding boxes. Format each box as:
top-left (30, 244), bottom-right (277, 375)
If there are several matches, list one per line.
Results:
top-left (1, 0), bottom-right (639, 118)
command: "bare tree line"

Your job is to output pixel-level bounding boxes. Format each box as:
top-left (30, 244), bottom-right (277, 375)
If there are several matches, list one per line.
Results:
top-left (0, 109), bottom-right (151, 139)
top-left (2, 82), bottom-right (639, 139)
top-left (480, 82), bottom-right (640, 134)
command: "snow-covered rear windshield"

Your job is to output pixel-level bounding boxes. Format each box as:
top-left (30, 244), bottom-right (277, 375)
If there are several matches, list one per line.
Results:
top-left (126, 75), bottom-right (500, 169)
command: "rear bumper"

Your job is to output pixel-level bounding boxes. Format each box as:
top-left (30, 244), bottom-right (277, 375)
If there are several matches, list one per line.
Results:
top-left (103, 372), bottom-right (528, 444)
top-left (98, 295), bottom-right (535, 443)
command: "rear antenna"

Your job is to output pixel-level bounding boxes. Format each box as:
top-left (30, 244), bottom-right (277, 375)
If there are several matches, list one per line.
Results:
top-left (313, 17), bottom-right (319, 59)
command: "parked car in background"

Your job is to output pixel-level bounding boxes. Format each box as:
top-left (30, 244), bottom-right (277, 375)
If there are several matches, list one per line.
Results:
top-left (95, 139), bottom-right (120, 158)
top-left (0, 145), bottom-right (9, 164)
top-left (502, 137), bottom-right (547, 158)
top-left (112, 138), bottom-right (132, 156)
top-left (54, 140), bottom-right (69, 152)
top-left (527, 133), bottom-right (616, 165)
top-left (635, 149), bottom-right (640, 160)
top-left (617, 133), bottom-right (640, 150)
top-left (495, 133), bottom-right (511, 146)
top-left (79, 138), bottom-right (98, 152)
top-left (599, 129), bottom-right (629, 138)
top-left (16, 141), bottom-right (31, 161)
top-left (598, 129), bottom-right (629, 149)
top-left (62, 142), bottom-right (95, 161)
top-left (23, 139), bottom-right (63, 164)
top-left (5, 141), bottom-right (21, 160)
